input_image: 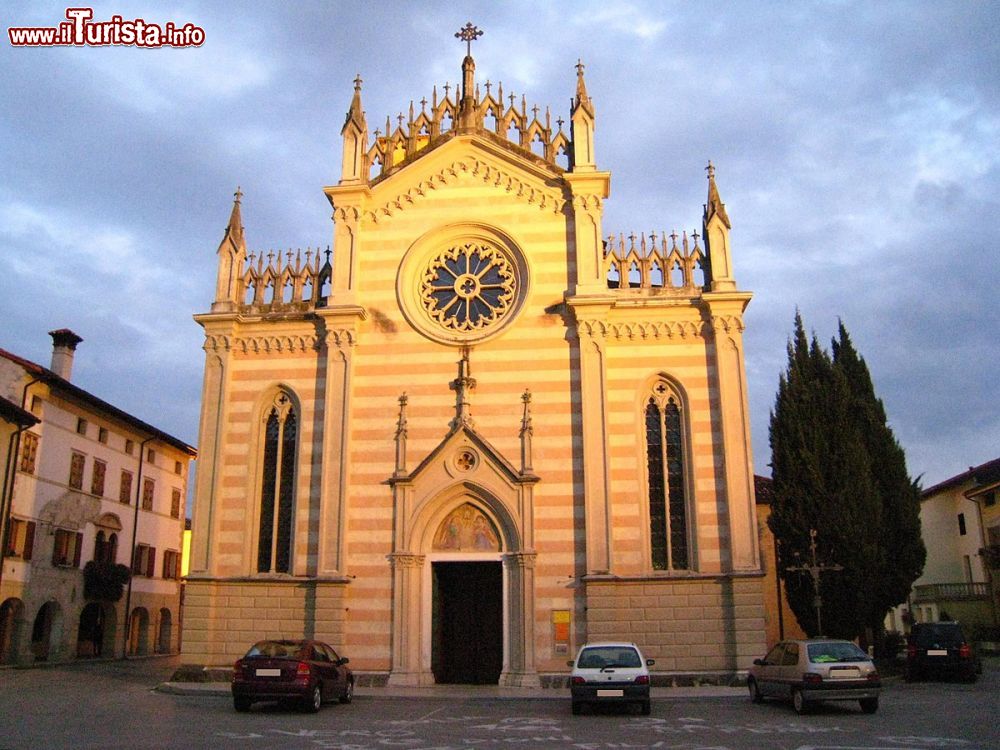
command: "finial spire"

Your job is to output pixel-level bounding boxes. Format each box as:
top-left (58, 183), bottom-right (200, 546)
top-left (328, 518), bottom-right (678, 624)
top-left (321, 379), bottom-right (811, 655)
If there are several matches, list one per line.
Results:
top-left (573, 58), bottom-right (594, 115)
top-left (704, 160), bottom-right (730, 228)
top-left (455, 23), bottom-right (482, 128)
top-left (449, 346), bottom-right (477, 430)
top-left (223, 186), bottom-right (244, 249)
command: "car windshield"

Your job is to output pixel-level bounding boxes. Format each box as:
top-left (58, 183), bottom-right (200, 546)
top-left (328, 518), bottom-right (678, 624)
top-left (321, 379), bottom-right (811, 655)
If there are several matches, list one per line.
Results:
top-left (244, 641), bottom-right (308, 659)
top-left (807, 641), bottom-right (869, 663)
top-left (577, 646), bottom-right (641, 668)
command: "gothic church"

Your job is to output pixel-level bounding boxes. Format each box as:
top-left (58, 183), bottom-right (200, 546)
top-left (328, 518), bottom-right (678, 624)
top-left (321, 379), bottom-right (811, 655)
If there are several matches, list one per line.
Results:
top-left (183, 32), bottom-right (765, 685)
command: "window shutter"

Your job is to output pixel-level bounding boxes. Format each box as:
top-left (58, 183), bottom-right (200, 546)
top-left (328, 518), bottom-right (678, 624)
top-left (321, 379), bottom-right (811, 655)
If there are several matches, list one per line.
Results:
top-left (147, 547), bottom-right (156, 578)
top-left (73, 532), bottom-right (83, 567)
top-left (133, 547), bottom-right (142, 574)
top-left (52, 536), bottom-right (60, 565)
top-left (24, 522), bottom-right (35, 560)
top-left (175, 552), bottom-right (182, 579)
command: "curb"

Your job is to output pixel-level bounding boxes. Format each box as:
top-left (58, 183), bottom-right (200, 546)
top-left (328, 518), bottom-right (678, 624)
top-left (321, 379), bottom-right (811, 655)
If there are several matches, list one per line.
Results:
top-left (156, 681), bottom-right (748, 700)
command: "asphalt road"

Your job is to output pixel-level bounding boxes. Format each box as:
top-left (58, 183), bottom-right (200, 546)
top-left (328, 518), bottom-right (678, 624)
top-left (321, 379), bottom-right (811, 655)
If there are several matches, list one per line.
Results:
top-left (0, 656), bottom-right (997, 750)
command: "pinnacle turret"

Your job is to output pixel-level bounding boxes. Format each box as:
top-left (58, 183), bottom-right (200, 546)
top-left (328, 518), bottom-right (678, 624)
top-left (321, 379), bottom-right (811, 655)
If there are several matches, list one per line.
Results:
top-left (212, 187), bottom-right (247, 310)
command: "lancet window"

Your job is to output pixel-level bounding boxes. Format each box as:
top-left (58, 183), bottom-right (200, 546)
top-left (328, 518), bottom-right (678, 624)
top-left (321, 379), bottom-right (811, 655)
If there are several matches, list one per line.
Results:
top-left (644, 380), bottom-right (690, 571)
top-left (257, 391), bottom-right (297, 574)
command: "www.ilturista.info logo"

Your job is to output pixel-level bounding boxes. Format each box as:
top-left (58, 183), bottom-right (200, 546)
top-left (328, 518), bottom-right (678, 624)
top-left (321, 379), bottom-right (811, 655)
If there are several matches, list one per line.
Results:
top-left (8, 7), bottom-right (205, 48)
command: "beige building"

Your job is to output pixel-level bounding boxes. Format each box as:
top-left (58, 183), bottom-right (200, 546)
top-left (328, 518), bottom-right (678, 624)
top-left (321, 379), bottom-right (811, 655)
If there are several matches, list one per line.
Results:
top-left (183, 40), bottom-right (765, 685)
top-left (889, 458), bottom-right (1000, 632)
top-left (0, 331), bottom-right (196, 664)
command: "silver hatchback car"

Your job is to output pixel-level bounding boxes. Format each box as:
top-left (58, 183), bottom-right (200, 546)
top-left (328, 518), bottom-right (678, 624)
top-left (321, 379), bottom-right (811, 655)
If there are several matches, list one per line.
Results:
top-left (747, 639), bottom-right (881, 714)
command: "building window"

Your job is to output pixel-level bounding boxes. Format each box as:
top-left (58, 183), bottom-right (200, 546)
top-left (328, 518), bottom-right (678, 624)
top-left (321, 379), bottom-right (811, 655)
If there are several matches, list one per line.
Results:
top-left (985, 492), bottom-right (997, 508)
top-left (69, 451), bottom-right (86, 490)
top-left (125, 439), bottom-right (134, 456)
top-left (19, 432), bottom-right (39, 474)
top-left (5, 518), bottom-right (36, 560)
top-left (170, 488), bottom-right (181, 519)
top-left (119, 470), bottom-right (133, 504)
top-left (257, 391), bottom-right (297, 574)
top-left (98, 427), bottom-right (108, 444)
top-left (958, 512), bottom-right (967, 536)
top-left (30, 395), bottom-right (42, 414)
top-left (133, 543), bottom-right (156, 577)
top-left (76, 418), bottom-right (88, 436)
top-left (644, 380), bottom-right (690, 571)
top-left (142, 478), bottom-right (155, 511)
top-left (93, 530), bottom-right (118, 564)
top-left (52, 528), bottom-right (83, 567)
top-left (147, 448), bottom-right (156, 464)
top-left (162, 549), bottom-right (181, 579)
top-left (174, 460), bottom-right (182, 475)
top-left (91, 459), bottom-right (107, 497)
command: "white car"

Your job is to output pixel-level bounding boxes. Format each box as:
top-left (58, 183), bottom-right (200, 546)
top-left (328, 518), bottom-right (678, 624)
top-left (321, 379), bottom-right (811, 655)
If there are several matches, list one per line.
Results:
top-left (568, 642), bottom-right (654, 715)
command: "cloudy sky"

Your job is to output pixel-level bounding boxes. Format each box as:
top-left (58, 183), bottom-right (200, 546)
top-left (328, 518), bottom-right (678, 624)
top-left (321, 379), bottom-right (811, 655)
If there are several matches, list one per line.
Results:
top-left (2, 1), bottom-right (997, 491)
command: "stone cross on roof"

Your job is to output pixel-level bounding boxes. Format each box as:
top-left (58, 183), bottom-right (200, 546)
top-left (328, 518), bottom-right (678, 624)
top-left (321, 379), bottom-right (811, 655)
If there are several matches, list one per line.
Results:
top-left (455, 22), bottom-right (483, 57)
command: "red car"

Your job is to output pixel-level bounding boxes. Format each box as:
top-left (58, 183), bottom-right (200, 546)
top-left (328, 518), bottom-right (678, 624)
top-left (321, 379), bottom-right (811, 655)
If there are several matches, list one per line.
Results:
top-left (232, 639), bottom-right (354, 712)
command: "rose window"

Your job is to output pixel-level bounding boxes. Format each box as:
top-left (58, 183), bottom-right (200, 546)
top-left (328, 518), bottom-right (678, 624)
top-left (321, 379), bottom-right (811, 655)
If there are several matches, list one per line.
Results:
top-left (420, 242), bottom-right (516, 332)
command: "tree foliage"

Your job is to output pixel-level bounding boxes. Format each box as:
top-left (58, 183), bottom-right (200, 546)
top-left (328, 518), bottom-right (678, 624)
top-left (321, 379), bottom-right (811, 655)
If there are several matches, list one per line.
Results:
top-left (768, 314), bottom-right (925, 640)
top-left (83, 560), bottom-right (131, 602)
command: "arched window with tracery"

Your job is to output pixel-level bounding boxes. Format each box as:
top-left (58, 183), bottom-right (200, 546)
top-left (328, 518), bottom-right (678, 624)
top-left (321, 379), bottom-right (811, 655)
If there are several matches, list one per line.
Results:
top-left (257, 391), bottom-right (297, 574)
top-left (644, 379), bottom-right (690, 571)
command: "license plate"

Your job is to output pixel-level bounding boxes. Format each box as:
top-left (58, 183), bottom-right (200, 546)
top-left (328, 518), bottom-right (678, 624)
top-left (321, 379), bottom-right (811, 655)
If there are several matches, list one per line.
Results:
top-left (927, 649), bottom-right (948, 656)
top-left (255, 668), bottom-right (281, 677)
top-left (597, 689), bottom-right (624, 697)
top-left (829, 667), bottom-right (861, 679)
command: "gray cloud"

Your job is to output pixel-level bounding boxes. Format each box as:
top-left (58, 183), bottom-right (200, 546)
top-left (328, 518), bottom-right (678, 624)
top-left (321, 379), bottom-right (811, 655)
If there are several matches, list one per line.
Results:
top-left (1, 0), bottom-right (996, 486)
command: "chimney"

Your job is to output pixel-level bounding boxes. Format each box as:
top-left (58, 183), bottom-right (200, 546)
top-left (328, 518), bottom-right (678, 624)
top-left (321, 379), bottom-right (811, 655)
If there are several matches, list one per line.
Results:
top-left (48, 329), bottom-right (83, 381)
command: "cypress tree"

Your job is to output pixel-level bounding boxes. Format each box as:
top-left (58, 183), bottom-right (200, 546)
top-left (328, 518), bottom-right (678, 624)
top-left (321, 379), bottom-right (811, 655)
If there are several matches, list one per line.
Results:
top-left (831, 321), bottom-right (925, 643)
top-left (768, 313), bottom-right (883, 639)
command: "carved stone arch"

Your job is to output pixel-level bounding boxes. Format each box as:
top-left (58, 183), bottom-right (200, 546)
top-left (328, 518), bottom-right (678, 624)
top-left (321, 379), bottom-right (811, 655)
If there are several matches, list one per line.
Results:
top-left (410, 480), bottom-right (521, 555)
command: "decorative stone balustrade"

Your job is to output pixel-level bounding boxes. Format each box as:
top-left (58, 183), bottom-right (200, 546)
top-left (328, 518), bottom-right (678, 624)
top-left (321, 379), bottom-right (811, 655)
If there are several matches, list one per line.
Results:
top-left (604, 230), bottom-right (708, 291)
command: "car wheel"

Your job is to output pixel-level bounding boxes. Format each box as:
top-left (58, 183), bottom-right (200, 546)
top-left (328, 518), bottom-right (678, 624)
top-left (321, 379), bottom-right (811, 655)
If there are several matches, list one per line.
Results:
top-left (859, 697), bottom-right (878, 714)
top-left (748, 678), bottom-right (763, 703)
top-left (340, 678), bottom-right (354, 704)
top-left (303, 684), bottom-right (322, 713)
top-left (571, 701), bottom-right (582, 715)
top-left (640, 700), bottom-right (651, 716)
top-left (233, 696), bottom-right (251, 712)
top-left (792, 688), bottom-right (810, 715)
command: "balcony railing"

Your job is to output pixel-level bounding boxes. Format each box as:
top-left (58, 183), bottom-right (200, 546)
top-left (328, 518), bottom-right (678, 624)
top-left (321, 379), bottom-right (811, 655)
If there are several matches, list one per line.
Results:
top-left (911, 582), bottom-right (989, 603)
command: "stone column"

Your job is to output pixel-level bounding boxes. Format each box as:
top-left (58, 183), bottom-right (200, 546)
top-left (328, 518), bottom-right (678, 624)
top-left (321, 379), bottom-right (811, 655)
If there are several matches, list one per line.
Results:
top-left (316, 322), bottom-right (356, 576)
top-left (188, 323), bottom-right (234, 576)
top-left (500, 551), bottom-right (540, 687)
top-left (387, 552), bottom-right (425, 686)
top-left (707, 307), bottom-right (759, 571)
top-left (574, 318), bottom-right (613, 574)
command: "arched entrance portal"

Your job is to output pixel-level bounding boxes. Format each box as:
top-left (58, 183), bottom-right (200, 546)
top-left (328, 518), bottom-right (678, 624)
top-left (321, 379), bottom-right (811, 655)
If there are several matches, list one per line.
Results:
top-left (31, 601), bottom-right (62, 662)
top-left (0, 598), bottom-right (25, 665)
top-left (128, 607), bottom-right (149, 655)
top-left (431, 560), bottom-right (503, 684)
top-left (77, 602), bottom-right (116, 658)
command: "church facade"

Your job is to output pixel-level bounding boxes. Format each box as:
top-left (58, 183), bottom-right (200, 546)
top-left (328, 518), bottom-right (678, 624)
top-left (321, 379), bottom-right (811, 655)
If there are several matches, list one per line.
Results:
top-left (182, 39), bottom-right (765, 685)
